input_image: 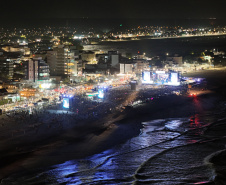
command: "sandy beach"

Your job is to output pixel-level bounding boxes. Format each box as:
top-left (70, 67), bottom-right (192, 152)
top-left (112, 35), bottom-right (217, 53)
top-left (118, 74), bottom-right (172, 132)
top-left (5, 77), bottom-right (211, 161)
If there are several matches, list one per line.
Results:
top-left (1, 69), bottom-right (226, 184)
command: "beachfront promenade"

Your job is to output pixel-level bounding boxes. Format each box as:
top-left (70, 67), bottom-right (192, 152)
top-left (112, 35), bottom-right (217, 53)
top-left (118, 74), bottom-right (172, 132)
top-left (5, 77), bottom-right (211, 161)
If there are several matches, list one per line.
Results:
top-left (1, 69), bottom-right (221, 181)
top-left (1, 70), bottom-right (226, 185)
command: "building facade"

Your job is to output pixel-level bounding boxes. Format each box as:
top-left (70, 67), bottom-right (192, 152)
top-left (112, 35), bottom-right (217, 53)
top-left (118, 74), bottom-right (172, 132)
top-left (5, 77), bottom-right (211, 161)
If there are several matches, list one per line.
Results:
top-left (47, 45), bottom-right (77, 77)
top-left (120, 63), bottom-right (133, 74)
top-left (24, 58), bottom-right (50, 83)
top-left (0, 57), bottom-right (14, 79)
top-left (81, 51), bottom-right (96, 64)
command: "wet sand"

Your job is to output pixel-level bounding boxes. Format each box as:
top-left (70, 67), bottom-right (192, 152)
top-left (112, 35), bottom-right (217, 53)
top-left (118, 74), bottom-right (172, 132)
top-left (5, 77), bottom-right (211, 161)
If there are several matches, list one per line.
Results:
top-left (1, 69), bottom-right (226, 184)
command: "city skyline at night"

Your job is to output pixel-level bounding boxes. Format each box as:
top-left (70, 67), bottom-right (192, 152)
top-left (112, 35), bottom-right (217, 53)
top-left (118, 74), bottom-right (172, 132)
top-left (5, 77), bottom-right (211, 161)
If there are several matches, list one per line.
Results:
top-left (1, 0), bottom-right (226, 184)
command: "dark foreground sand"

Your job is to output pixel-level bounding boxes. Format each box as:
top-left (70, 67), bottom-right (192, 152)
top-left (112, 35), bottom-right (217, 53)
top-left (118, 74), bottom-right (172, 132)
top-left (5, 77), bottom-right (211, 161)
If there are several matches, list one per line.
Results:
top-left (1, 69), bottom-right (226, 184)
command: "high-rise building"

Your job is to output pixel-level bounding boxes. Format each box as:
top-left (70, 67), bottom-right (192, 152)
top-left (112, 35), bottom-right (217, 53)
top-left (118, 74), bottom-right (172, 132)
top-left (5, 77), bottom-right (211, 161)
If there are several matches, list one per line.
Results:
top-left (24, 58), bottom-right (50, 83)
top-left (46, 50), bottom-right (57, 76)
top-left (120, 63), bottom-right (133, 74)
top-left (0, 57), bottom-right (14, 79)
top-left (108, 51), bottom-right (120, 67)
top-left (47, 45), bottom-right (77, 77)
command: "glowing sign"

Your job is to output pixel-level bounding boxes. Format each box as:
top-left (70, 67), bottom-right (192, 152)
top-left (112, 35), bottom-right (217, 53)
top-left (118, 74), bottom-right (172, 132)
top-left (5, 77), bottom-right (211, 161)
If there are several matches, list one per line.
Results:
top-left (171, 73), bottom-right (178, 84)
top-left (143, 71), bottom-right (150, 82)
top-left (63, 98), bottom-right (69, 109)
top-left (142, 71), bottom-right (153, 84)
top-left (98, 89), bottom-right (104, 99)
top-left (167, 72), bottom-right (180, 86)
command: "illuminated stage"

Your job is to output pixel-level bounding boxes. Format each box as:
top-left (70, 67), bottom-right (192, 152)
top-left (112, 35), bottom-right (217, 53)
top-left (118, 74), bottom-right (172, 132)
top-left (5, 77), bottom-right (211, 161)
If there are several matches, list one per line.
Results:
top-left (142, 71), bottom-right (181, 86)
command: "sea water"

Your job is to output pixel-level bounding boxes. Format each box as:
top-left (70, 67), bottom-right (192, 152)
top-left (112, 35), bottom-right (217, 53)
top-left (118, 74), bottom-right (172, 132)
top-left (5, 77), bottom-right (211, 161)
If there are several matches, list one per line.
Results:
top-left (3, 113), bottom-right (225, 185)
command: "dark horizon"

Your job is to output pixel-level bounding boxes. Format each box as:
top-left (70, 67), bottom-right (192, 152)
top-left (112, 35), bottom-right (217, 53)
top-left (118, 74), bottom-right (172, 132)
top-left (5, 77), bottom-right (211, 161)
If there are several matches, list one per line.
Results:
top-left (2, 0), bottom-right (226, 21)
top-left (1, 17), bottom-right (225, 29)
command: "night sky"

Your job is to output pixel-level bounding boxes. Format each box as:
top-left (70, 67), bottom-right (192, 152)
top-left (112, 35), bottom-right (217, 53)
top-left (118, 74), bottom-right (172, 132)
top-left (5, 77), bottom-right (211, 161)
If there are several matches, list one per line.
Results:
top-left (1, 0), bottom-right (226, 20)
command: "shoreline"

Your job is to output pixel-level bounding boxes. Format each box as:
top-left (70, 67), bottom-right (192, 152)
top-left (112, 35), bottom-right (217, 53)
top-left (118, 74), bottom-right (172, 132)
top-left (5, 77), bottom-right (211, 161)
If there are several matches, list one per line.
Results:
top-left (1, 91), bottom-right (224, 184)
top-left (0, 91), bottom-right (220, 180)
top-left (1, 69), bottom-right (226, 182)
top-left (84, 33), bottom-right (226, 45)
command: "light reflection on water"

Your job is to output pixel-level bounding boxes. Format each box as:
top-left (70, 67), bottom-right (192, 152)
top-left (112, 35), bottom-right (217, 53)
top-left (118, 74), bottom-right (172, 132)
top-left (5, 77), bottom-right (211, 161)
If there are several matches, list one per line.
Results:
top-left (2, 116), bottom-right (214, 185)
top-left (44, 118), bottom-right (193, 184)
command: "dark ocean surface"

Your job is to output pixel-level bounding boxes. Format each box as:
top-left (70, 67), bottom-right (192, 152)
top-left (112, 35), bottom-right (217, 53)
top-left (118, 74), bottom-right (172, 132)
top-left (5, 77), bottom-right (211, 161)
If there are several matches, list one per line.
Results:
top-left (2, 70), bottom-right (226, 185)
top-left (1, 33), bottom-right (226, 184)
top-left (84, 34), bottom-right (226, 57)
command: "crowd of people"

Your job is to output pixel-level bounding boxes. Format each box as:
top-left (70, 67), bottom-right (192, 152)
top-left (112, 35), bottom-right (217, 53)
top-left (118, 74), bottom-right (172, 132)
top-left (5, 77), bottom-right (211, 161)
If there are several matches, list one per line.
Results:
top-left (0, 83), bottom-right (191, 143)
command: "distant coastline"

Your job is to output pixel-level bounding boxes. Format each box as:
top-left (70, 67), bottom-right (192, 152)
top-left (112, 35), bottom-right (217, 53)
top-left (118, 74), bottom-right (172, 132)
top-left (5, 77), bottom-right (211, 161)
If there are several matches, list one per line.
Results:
top-left (84, 34), bottom-right (226, 57)
top-left (99, 33), bottom-right (226, 43)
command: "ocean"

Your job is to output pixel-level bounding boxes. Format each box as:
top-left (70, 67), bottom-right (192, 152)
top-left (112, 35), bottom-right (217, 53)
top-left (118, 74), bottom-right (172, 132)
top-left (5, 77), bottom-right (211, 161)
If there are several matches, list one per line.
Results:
top-left (84, 35), bottom-right (226, 57)
top-left (2, 70), bottom-right (226, 184)
top-left (2, 101), bottom-right (226, 184)
top-left (1, 34), bottom-right (226, 184)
